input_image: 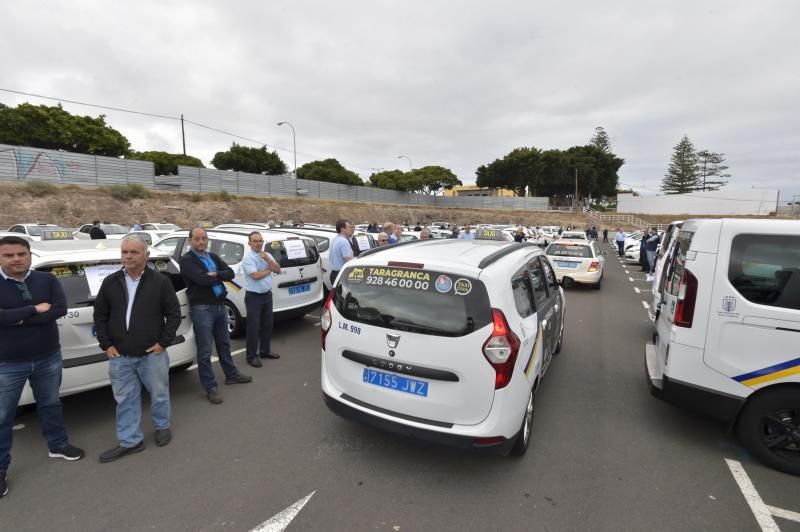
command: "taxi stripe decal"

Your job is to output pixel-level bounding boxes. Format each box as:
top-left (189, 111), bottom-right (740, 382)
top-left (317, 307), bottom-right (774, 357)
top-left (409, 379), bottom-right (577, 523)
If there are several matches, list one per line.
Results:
top-left (524, 323), bottom-right (542, 377)
top-left (224, 280), bottom-right (242, 292)
top-left (734, 357), bottom-right (800, 387)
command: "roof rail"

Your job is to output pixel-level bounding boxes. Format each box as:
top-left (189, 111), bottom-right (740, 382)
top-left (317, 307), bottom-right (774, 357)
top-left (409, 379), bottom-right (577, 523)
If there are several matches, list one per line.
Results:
top-left (356, 238), bottom-right (435, 259)
top-left (477, 242), bottom-right (539, 269)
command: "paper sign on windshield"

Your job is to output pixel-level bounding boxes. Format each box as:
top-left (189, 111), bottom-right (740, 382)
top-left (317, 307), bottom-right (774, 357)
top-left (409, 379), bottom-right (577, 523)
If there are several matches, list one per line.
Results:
top-left (283, 239), bottom-right (307, 260)
top-left (356, 235), bottom-right (370, 251)
top-left (84, 264), bottom-right (121, 296)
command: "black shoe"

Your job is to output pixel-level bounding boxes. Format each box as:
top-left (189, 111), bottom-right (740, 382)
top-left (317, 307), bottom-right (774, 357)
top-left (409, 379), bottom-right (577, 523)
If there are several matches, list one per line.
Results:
top-left (0, 471), bottom-right (7, 498)
top-left (247, 358), bottom-right (263, 368)
top-left (260, 352), bottom-right (280, 360)
top-left (99, 441), bottom-right (145, 463)
top-left (225, 373), bottom-right (252, 385)
top-left (48, 443), bottom-right (85, 461)
top-left (155, 428), bottom-right (172, 447)
top-left (207, 390), bottom-right (223, 404)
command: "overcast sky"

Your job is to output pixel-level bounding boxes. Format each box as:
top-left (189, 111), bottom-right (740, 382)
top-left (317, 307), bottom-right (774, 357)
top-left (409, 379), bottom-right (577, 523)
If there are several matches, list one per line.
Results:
top-left (3, 1), bottom-right (799, 201)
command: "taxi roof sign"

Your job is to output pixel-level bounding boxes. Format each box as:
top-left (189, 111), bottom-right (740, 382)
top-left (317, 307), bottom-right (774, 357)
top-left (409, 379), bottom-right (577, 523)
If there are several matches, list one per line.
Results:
top-left (475, 228), bottom-right (508, 241)
top-left (40, 230), bottom-right (74, 241)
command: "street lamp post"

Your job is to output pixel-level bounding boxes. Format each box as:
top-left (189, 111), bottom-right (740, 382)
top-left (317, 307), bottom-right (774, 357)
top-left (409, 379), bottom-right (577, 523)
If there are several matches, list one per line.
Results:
top-left (277, 121), bottom-right (297, 176)
top-left (397, 155), bottom-right (412, 172)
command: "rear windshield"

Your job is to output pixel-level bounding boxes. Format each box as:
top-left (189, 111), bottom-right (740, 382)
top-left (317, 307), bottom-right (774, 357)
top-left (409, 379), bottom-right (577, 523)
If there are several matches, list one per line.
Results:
top-left (333, 266), bottom-right (491, 337)
top-left (37, 259), bottom-right (184, 308)
top-left (665, 231), bottom-right (694, 296)
top-left (265, 239), bottom-right (319, 267)
top-left (546, 243), bottom-right (593, 258)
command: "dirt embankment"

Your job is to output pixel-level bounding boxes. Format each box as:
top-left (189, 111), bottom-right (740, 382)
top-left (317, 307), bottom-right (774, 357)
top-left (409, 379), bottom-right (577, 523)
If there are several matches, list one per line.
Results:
top-left (1, 183), bottom-right (609, 230)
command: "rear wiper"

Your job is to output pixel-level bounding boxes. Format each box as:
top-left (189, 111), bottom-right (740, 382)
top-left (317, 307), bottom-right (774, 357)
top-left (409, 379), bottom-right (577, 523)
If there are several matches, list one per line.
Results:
top-left (388, 319), bottom-right (448, 335)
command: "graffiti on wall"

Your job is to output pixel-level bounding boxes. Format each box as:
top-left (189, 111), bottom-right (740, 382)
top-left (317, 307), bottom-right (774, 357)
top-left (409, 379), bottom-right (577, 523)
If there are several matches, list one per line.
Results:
top-left (0, 146), bottom-right (81, 181)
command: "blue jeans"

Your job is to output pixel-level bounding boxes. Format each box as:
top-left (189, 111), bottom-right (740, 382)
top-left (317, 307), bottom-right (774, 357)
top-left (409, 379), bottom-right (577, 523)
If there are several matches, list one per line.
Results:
top-left (189, 304), bottom-right (240, 393)
top-left (245, 291), bottom-right (273, 360)
top-left (0, 351), bottom-right (69, 471)
top-left (108, 352), bottom-right (171, 448)
top-left (646, 250), bottom-right (656, 273)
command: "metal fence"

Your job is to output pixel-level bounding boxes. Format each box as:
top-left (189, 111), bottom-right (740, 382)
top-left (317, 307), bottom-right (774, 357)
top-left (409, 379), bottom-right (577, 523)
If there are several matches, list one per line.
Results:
top-left (0, 143), bottom-right (552, 211)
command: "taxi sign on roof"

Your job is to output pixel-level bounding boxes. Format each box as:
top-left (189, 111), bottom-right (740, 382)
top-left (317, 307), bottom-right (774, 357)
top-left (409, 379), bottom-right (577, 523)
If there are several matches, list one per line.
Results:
top-left (475, 228), bottom-right (507, 241)
top-left (40, 230), bottom-right (74, 241)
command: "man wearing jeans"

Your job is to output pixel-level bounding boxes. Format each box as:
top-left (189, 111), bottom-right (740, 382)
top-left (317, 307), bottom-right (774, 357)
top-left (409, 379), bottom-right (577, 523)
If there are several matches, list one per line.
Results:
top-left (615, 228), bottom-right (626, 257)
top-left (241, 231), bottom-right (282, 368)
top-left (93, 234), bottom-right (181, 462)
top-left (0, 236), bottom-right (84, 498)
top-left (180, 228), bottom-right (251, 404)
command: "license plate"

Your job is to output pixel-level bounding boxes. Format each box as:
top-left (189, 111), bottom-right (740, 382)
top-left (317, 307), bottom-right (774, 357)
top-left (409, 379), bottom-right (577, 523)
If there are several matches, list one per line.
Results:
top-left (363, 368), bottom-right (428, 397)
top-left (288, 283), bottom-right (311, 295)
top-left (556, 261), bottom-right (579, 268)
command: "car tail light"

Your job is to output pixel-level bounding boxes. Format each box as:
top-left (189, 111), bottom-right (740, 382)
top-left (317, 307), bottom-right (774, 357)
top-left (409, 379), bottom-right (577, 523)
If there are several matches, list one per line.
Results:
top-left (674, 269), bottom-right (698, 328)
top-left (482, 309), bottom-right (520, 389)
top-left (588, 261), bottom-right (600, 272)
top-left (320, 290), bottom-right (334, 350)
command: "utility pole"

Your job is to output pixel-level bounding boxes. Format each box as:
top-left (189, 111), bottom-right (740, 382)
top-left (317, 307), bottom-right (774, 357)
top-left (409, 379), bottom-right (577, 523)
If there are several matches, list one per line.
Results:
top-left (181, 114), bottom-right (186, 156)
top-left (574, 168), bottom-right (579, 213)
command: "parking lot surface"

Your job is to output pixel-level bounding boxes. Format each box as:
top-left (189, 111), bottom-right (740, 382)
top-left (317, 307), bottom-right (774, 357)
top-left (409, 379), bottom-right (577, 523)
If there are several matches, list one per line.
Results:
top-left (3, 243), bottom-right (798, 531)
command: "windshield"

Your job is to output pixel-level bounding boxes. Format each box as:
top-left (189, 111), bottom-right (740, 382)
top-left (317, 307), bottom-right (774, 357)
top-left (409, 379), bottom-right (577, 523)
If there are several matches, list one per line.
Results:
top-left (27, 226), bottom-right (63, 236)
top-left (334, 266), bottom-right (491, 337)
top-left (546, 243), bottom-right (594, 258)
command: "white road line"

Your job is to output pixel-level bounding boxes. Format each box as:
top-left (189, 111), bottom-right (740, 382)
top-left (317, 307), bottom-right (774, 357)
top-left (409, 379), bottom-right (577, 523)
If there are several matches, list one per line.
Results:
top-left (641, 301), bottom-right (649, 309)
top-left (768, 505), bottom-right (800, 524)
top-left (724, 459), bottom-right (780, 532)
top-left (634, 287), bottom-right (640, 294)
top-left (251, 491), bottom-right (316, 532)
top-left (188, 348), bottom-right (247, 371)
top-left (624, 270), bottom-right (629, 274)
top-left (12, 424), bottom-right (24, 431)
top-left (629, 277), bottom-right (634, 282)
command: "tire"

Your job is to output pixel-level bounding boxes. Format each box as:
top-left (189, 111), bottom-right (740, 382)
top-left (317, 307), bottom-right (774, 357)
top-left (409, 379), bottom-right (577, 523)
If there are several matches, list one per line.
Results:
top-left (170, 362), bottom-right (194, 373)
top-left (510, 388), bottom-right (536, 457)
top-left (554, 322), bottom-right (564, 355)
top-left (736, 387), bottom-right (800, 475)
top-left (224, 300), bottom-right (245, 338)
top-left (592, 279), bottom-right (602, 290)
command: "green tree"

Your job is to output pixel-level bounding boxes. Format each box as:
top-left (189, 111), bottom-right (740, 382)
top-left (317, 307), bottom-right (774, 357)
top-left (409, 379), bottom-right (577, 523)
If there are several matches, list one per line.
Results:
top-left (662, 135), bottom-right (700, 194)
top-left (589, 126), bottom-right (612, 153)
top-left (0, 102), bottom-right (130, 156)
top-left (407, 165), bottom-right (462, 195)
top-left (129, 150), bottom-right (205, 175)
top-left (369, 169), bottom-right (412, 191)
top-left (565, 145), bottom-right (624, 199)
top-left (476, 147), bottom-right (544, 197)
top-left (296, 158), bottom-right (363, 186)
top-left (211, 143), bottom-right (287, 174)
top-left (696, 150), bottom-right (730, 191)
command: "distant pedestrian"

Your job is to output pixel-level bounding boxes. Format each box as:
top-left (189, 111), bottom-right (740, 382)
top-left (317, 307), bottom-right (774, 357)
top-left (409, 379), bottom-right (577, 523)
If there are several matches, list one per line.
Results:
top-left (383, 222), bottom-right (396, 243)
top-left (615, 228), bottom-right (625, 257)
top-left (0, 236), bottom-right (84, 497)
top-left (132, 221), bottom-right (143, 231)
top-left (589, 227), bottom-right (598, 241)
top-left (329, 219), bottom-right (354, 287)
top-left (458, 225), bottom-right (475, 240)
top-left (413, 222), bottom-right (422, 231)
top-left (241, 232), bottom-right (282, 368)
top-left (602, 228), bottom-right (608, 243)
top-left (420, 228), bottom-right (432, 240)
top-left (94, 234), bottom-right (180, 462)
top-left (645, 228), bottom-right (660, 277)
top-left (180, 228), bottom-right (251, 405)
top-left (377, 232), bottom-right (389, 245)
top-left (514, 227), bottom-right (526, 243)
top-left (639, 231), bottom-right (649, 272)
top-left (392, 224), bottom-right (404, 243)
top-left (89, 220), bottom-right (106, 240)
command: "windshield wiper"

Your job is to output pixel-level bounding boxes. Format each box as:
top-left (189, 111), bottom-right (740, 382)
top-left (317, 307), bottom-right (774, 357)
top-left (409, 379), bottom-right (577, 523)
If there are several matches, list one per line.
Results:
top-left (388, 318), bottom-right (449, 335)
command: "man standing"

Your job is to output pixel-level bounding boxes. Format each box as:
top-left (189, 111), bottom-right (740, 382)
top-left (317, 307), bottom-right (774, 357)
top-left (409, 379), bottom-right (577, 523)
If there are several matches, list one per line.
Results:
top-left (89, 220), bottom-right (106, 240)
top-left (180, 228), bottom-right (251, 405)
top-left (0, 236), bottom-right (84, 497)
top-left (602, 228), bottom-right (609, 243)
top-left (645, 228), bottom-right (661, 280)
top-left (383, 222), bottom-right (397, 243)
top-left (392, 224), bottom-right (404, 243)
top-left (241, 232), bottom-right (282, 368)
top-left (458, 225), bottom-right (475, 240)
top-left (419, 228), bottom-right (432, 240)
top-left (615, 228), bottom-right (626, 257)
top-left (329, 219), bottom-right (354, 287)
top-left (94, 234), bottom-right (180, 462)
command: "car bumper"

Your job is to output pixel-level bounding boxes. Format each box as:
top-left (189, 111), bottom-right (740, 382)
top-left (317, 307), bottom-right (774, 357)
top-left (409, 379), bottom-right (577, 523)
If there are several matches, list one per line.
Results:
top-left (555, 270), bottom-right (602, 284)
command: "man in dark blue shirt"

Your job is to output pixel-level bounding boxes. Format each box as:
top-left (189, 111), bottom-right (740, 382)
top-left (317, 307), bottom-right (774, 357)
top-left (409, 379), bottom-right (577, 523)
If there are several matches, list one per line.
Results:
top-left (0, 236), bottom-right (84, 498)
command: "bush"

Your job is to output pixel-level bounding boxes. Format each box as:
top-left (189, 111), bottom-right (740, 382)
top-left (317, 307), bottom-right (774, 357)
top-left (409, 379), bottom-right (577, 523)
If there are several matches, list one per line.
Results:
top-left (188, 193), bottom-right (203, 203)
top-left (24, 180), bottom-right (58, 197)
top-left (209, 190), bottom-right (233, 202)
top-left (107, 184), bottom-right (151, 201)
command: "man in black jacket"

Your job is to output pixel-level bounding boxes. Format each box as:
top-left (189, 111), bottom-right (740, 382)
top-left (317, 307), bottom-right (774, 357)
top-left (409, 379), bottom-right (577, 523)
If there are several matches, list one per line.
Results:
top-left (179, 228), bottom-right (251, 405)
top-left (89, 220), bottom-right (106, 240)
top-left (94, 234), bottom-right (181, 462)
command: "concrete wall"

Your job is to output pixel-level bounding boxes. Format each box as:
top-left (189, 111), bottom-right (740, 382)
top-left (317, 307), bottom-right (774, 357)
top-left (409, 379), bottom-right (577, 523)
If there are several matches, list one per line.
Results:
top-left (617, 189), bottom-right (779, 215)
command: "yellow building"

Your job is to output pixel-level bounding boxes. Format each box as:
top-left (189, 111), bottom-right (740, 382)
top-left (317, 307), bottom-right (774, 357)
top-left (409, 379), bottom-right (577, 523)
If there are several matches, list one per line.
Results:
top-left (442, 185), bottom-right (518, 198)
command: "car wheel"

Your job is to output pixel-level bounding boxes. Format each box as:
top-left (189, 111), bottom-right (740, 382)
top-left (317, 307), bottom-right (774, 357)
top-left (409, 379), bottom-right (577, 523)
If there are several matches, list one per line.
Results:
top-left (510, 387), bottom-right (536, 457)
top-left (170, 362), bottom-right (194, 373)
top-left (736, 388), bottom-right (800, 475)
top-left (592, 279), bottom-right (602, 290)
top-left (554, 322), bottom-right (564, 355)
top-left (562, 277), bottom-right (574, 288)
top-left (224, 300), bottom-right (245, 338)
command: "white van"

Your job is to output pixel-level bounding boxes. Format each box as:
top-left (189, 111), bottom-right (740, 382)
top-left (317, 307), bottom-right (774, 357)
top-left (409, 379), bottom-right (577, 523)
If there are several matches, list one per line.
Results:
top-left (153, 229), bottom-right (323, 336)
top-left (645, 218), bottom-right (800, 475)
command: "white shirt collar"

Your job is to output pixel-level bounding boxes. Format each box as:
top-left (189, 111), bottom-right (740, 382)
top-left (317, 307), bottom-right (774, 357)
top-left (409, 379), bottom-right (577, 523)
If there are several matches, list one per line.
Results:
top-left (0, 267), bottom-right (32, 282)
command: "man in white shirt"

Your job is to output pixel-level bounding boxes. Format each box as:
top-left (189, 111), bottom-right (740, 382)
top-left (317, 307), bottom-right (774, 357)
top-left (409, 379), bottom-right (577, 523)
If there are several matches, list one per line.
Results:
top-left (240, 232), bottom-right (282, 367)
top-left (329, 219), bottom-right (354, 286)
top-left (458, 225), bottom-right (475, 240)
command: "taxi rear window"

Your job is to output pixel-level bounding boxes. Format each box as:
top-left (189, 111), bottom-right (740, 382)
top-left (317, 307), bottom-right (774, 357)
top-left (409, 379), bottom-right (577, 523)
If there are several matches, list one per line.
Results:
top-left (546, 243), bottom-right (593, 258)
top-left (37, 259), bottom-right (183, 308)
top-left (265, 239), bottom-right (319, 267)
top-left (333, 266), bottom-right (491, 337)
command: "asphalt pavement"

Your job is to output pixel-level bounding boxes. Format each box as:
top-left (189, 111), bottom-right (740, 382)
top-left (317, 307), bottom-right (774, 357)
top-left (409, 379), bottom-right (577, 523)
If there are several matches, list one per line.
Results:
top-left (3, 244), bottom-right (798, 531)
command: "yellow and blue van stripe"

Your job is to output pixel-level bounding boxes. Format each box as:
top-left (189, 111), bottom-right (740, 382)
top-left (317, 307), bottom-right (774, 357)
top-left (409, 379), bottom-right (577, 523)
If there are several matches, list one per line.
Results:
top-left (223, 280), bottom-right (242, 292)
top-left (523, 323), bottom-right (543, 377)
top-left (733, 357), bottom-right (800, 387)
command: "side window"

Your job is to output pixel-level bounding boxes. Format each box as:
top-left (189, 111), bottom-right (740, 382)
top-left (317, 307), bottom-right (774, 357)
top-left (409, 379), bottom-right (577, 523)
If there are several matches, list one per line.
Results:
top-left (153, 237), bottom-right (183, 260)
top-left (10, 226), bottom-right (22, 233)
top-left (142, 224), bottom-right (156, 230)
top-left (80, 225), bottom-right (91, 233)
top-left (527, 258), bottom-right (549, 309)
top-left (539, 257), bottom-right (559, 294)
top-left (316, 237), bottom-right (330, 253)
top-left (211, 239), bottom-right (245, 266)
top-left (511, 267), bottom-right (535, 318)
top-left (728, 234), bottom-right (800, 311)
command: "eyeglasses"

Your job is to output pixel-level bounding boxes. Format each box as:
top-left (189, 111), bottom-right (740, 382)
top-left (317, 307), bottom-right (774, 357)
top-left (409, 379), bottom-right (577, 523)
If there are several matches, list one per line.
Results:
top-left (379, 239), bottom-right (388, 242)
top-left (15, 281), bottom-right (32, 301)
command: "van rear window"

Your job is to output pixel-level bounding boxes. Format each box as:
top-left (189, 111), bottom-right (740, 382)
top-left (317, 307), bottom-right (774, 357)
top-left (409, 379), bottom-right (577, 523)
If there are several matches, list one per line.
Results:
top-left (265, 239), bottom-right (319, 267)
top-left (728, 234), bottom-right (800, 311)
top-left (333, 266), bottom-right (491, 337)
top-left (37, 259), bottom-right (183, 308)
